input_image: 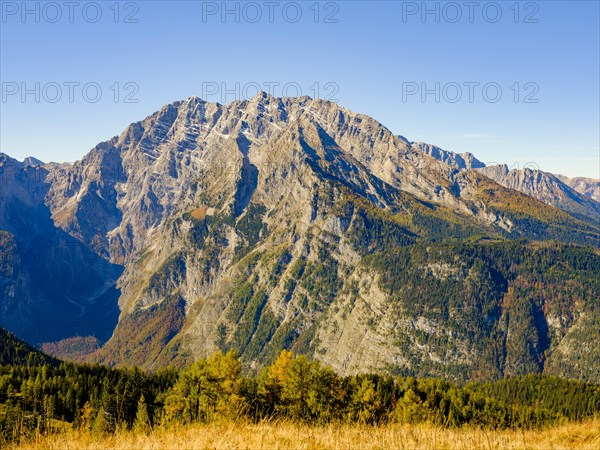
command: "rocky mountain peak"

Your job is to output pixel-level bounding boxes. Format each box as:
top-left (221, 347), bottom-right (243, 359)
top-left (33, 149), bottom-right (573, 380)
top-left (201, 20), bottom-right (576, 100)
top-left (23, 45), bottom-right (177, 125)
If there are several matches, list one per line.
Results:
top-left (22, 157), bottom-right (45, 167)
top-left (2, 95), bottom-right (600, 382)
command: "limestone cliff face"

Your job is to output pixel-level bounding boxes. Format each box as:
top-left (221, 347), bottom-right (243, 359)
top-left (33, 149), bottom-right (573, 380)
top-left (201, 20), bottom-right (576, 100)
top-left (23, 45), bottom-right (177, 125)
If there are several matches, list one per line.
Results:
top-left (1, 94), bottom-right (599, 382)
top-left (556, 175), bottom-right (600, 203)
top-left (0, 154), bottom-right (122, 344)
top-left (476, 165), bottom-right (600, 222)
top-left (409, 142), bottom-right (485, 171)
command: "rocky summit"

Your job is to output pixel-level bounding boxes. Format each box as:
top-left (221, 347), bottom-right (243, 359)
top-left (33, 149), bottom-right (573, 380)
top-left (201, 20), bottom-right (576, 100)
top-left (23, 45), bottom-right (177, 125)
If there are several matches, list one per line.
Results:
top-left (1, 93), bottom-right (599, 382)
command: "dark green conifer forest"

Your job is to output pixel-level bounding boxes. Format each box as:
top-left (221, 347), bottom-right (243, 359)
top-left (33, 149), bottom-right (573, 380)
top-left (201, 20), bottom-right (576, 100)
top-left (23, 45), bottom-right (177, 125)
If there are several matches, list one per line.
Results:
top-left (1, 329), bottom-right (599, 446)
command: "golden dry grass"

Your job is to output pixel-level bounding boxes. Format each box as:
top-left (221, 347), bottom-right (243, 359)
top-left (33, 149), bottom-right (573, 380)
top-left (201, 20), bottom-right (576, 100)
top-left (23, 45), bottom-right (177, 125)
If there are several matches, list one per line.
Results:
top-left (14, 419), bottom-right (600, 450)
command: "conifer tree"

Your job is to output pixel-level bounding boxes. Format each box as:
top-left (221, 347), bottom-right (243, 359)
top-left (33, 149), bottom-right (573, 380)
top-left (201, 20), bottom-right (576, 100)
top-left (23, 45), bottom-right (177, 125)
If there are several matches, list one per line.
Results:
top-left (133, 395), bottom-right (150, 432)
top-left (92, 406), bottom-right (112, 436)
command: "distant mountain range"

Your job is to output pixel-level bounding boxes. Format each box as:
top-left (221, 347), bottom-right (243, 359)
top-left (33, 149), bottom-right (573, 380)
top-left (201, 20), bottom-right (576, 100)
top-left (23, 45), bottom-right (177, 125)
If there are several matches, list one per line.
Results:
top-left (1, 93), bottom-right (599, 382)
top-left (556, 175), bottom-right (600, 202)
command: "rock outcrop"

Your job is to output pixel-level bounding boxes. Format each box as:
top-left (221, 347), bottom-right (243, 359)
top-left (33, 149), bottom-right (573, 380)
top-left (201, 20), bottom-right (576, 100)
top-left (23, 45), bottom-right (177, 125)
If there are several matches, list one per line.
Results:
top-left (1, 94), bottom-right (599, 382)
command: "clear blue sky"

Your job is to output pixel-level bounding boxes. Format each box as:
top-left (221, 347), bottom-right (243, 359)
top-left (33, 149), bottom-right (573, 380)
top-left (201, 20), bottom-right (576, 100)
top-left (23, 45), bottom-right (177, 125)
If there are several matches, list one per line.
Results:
top-left (1, 0), bottom-right (599, 178)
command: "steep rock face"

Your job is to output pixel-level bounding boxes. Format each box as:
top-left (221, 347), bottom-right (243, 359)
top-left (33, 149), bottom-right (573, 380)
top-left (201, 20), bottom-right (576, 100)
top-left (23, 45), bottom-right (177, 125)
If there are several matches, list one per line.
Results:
top-left (409, 142), bottom-right (485, 171)
top-left (22, 157), bottom-right (44, 168)
top-left (0, 154), bottom-right (122, 345)
top-left (476, 165), bottom-right (600, 222)
top-left (15, 94), bottom-right (597, 267)
top-left (1, 94), bottom-right (599, 382)
top-left (83, 95), bottom-right (600, 380)
top-left (316, 242), bottom-right (599, 380)
top-left (556, 175), bottom-right (600, 203)
top-left (410, 146), bottom-right (600, 223)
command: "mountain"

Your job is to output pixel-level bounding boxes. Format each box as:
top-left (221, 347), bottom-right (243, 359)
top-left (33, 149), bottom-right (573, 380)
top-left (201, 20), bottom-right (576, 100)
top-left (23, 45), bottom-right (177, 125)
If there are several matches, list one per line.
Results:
top-left (408, 142), bottom-right (485, 171)
top-left (0, 328), bottom-right (59, 366)
top-left (0, 154), bottom-right (122, 346)
top-left (1, 93), bottom-right (599, 382)
top-left (556, 175), bottom-right (600, 203)
top-left (407, 145), bottom-right (600, 223)
top-left (476, 165), bottom-right (600, 222)
top-left (22, 156), bottom-right (45, 168)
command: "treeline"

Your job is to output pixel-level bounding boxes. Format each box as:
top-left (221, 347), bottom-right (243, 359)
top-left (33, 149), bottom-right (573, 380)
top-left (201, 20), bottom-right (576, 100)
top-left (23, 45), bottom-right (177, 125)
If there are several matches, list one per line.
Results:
top-left (467, 374), bottom-right (600, 421)
top-left (0, 328), bottom-right (59, 367)
top-left (2, 350), bottom-right (600, 446)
